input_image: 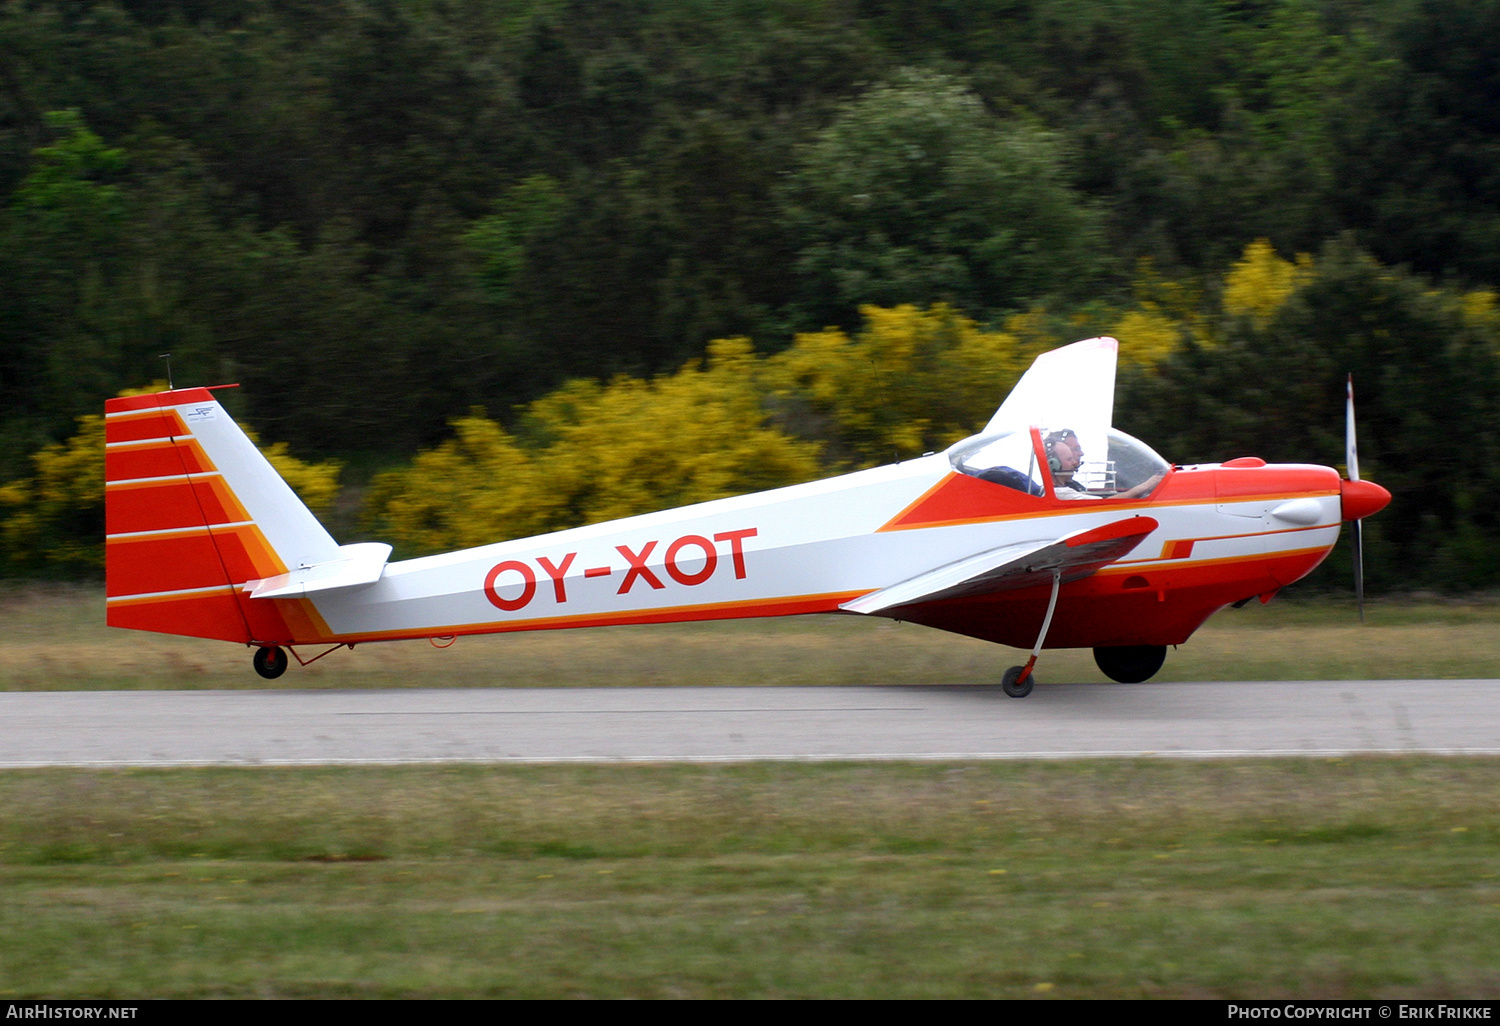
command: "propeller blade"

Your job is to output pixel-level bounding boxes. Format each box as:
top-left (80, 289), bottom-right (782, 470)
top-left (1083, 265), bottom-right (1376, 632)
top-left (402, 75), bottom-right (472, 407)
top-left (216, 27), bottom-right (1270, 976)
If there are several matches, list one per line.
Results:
top-left (1347, 374), bottom-right (1364, 622)
top-left (1345, 374), bottom-right (1360, 482)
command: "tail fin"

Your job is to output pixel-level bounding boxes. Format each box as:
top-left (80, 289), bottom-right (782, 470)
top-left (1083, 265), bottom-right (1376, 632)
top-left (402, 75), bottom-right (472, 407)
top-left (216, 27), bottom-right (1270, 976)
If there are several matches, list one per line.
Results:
top-left (104, 386), bottom-right (342, 643)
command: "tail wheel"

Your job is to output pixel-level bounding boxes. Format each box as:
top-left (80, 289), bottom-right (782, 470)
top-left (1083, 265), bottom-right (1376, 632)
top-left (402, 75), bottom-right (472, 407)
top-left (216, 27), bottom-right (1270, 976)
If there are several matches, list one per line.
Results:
top-left (1001, 665), bottom-right (1034, 698)
top-left (253, 645), bottom-right (288, 680)
top-left (1093, 645), bottom-right (1166, 683)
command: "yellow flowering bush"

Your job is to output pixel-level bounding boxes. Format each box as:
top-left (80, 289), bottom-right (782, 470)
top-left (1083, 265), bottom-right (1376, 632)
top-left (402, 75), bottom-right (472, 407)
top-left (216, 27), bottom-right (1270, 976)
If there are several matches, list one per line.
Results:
top-left (364, 338), bottom-right (823, 554)
top-left (0, 386), bottom-right (341, 574)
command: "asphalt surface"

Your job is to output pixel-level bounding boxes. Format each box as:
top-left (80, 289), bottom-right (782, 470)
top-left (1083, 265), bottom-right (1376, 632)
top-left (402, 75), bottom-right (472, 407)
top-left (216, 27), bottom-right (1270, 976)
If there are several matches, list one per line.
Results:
top-left (1, 679), bottom-right (1497, 767)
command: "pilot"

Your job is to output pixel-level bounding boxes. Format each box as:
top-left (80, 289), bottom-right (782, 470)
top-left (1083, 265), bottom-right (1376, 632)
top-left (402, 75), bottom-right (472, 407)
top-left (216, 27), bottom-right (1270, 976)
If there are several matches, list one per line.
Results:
top-left (1046, 429), bottom-right (1164, 499)
top-left (1045, 429), bottom-right (1095, 499)
top-left (973, 430), bottom-right (1096, 497)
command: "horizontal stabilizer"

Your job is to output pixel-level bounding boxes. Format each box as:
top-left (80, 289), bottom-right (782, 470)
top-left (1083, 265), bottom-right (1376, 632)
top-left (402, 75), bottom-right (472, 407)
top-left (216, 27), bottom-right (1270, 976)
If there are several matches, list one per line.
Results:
top-left (841, 516), bottom-right (1157, 615)
top-left (248, 542), bottom-right (392, 600)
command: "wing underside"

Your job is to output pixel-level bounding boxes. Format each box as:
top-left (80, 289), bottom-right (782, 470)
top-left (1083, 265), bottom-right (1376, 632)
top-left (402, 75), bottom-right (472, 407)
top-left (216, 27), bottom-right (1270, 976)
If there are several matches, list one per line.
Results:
top-left (841, 515), bottom-right (1158, 616)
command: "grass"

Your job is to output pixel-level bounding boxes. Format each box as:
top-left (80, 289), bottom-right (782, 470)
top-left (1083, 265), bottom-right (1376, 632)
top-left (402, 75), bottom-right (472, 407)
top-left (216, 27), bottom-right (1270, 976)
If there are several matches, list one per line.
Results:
top-left (0, 758), bottom-right (1497, 998)
top-left (4, 583), bottom-right (1499, 690)
top-left (5, 586), bottom-right (1498, 997)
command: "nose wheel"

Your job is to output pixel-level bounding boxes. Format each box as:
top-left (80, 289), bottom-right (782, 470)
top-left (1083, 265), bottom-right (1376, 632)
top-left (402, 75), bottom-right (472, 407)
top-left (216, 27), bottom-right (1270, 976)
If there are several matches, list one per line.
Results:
top-left (253, 645), bottom-right (287, 680)
top-left (1001, 665), bottom-right (1034, 698)
top-left (999, 568), bottom-right (1063, 698)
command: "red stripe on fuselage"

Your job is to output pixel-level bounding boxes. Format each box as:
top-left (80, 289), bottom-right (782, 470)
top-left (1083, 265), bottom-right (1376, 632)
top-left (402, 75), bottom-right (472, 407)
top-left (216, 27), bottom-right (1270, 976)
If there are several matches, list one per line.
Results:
top-left (278, 591), bottom-right (864, 646)
top-left (878, 465), bottom-right (1341, 532)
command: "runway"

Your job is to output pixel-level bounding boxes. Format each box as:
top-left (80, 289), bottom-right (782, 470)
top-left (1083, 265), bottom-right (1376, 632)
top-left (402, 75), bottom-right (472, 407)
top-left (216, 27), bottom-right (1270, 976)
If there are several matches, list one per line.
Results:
top-left (1, 679), bottom-right (1497, 767)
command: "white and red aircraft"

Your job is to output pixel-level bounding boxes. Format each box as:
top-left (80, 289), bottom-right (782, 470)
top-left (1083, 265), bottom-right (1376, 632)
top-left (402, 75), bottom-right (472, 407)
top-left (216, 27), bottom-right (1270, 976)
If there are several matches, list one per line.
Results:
top-left (103, 338), bottom-right (1390, 696)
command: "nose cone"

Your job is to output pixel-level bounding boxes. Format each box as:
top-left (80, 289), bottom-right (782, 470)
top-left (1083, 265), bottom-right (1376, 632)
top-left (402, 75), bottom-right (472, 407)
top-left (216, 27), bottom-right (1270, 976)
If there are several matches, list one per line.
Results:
top-left (1341, 479), bottom-right (1391, 521)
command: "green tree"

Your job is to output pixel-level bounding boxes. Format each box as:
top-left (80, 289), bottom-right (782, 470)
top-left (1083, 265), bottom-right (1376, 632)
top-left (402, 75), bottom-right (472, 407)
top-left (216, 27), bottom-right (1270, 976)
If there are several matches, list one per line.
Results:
top-left (1327, 0), bottom-right (1500, 283)
top-left (0, 110), bottom-right (128, 432)
top-left (1123, 238), bottom-right (1500, 591)
top-left (767, 303), bottom-right (1041, 465)
top-left (466, 174), bottom-right (568, 309)
top-left (781, 68), bottom-right (1107, 329)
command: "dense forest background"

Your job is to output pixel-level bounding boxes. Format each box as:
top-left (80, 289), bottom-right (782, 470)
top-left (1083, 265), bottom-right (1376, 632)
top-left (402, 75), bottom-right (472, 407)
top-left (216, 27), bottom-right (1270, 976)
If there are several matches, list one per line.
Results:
top-left (2, 0), bottom-right (1499, 591)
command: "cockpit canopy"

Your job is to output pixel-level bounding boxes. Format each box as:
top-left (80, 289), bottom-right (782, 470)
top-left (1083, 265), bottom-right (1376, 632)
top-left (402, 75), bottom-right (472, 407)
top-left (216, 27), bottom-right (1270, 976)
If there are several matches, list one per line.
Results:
top-left (949, 427), bottom-right (1170, 500)
top-left (949, 428), bottom-right (1047, 495)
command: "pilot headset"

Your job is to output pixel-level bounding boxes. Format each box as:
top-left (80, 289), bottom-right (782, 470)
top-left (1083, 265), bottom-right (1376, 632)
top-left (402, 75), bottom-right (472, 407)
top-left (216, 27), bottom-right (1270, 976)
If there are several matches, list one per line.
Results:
top-left (1044, 430), bottom-right (1076, 474)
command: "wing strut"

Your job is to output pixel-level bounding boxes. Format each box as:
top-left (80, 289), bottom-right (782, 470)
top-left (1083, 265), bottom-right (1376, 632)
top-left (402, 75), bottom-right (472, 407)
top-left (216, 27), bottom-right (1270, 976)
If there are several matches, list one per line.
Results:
top-left (1017, 569), bottom-right (1063, 686)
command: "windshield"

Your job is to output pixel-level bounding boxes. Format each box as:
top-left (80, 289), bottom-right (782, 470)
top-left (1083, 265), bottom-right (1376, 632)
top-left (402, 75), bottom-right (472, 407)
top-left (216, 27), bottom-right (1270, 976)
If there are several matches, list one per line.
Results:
top-left (1103, 428), bottom-right (1170, 495)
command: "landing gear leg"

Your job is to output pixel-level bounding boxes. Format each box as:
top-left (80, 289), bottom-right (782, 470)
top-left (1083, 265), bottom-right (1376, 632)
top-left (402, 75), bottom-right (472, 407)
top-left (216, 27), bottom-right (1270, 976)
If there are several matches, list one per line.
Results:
top-left (253, 645), bottom-right (287, 680)
top-left (1002, 569), bottom-right (1063, 699)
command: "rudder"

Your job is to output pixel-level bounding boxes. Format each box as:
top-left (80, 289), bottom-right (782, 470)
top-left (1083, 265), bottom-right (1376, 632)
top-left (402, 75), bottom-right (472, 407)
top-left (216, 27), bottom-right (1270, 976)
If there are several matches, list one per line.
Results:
top-left (104, 387), bottom-right (341, 644)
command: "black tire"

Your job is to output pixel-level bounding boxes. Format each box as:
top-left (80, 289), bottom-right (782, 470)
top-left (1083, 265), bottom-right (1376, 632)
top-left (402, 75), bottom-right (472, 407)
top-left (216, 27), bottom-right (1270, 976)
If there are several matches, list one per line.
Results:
top-left (1093, 645), bottom-right (1167, 683)
top-left (253, 645), bottom-right (287, 680)
top-left (1001, 665), bottom-right (1033, 698)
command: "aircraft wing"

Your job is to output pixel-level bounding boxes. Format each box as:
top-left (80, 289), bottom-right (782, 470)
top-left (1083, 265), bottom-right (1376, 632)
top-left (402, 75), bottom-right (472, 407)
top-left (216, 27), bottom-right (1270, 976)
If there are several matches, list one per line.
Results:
top-left (841, 515), bottom-right (1158, 615)
top-left (983, 335), bottom-right (1117, 436)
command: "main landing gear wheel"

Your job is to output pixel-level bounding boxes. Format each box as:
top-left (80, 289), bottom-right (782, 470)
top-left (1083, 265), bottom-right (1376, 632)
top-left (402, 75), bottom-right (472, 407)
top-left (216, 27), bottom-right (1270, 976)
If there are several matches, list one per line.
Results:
top-left (253, 645), bottom-right (287, 680)
top-left (1001, 665), bottom-right (1034, 698)
top-left (1093, 645), bottom-right (1167, 684)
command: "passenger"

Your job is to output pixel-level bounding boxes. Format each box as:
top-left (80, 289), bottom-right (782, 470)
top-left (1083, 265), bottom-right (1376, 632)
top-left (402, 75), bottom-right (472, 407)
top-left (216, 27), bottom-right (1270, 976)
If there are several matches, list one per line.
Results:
top-left (974, 465), bottom-right (1044, 496)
